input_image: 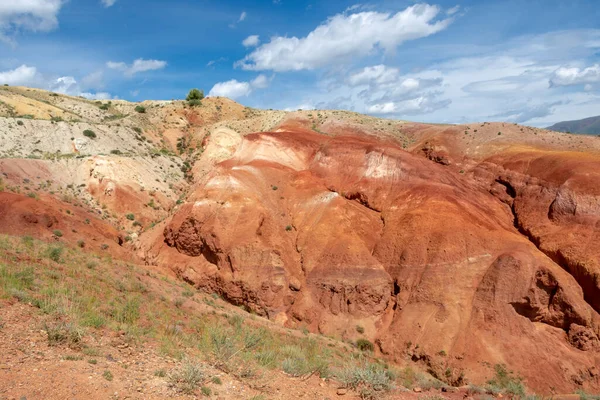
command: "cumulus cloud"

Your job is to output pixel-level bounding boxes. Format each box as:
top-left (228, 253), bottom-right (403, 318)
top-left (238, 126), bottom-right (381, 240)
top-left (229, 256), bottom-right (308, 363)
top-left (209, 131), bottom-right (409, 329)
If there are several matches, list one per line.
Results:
top-left (208, 80), bottom-right (252, 99)
top-left (0, 64), bottom-right (112, 99)
top-left (0, 0), bottom-right (64, 43)
top-left (49, 75), bottom-right (112, 99)
top-left (367, 94), bottom-right (451, 115)
top-left (107, 58), bottom-right (167, 77)
top-left (236, 4), bottom-right (453, 71)
top-left (251, 74), bottom-right (269, 89)
top-left (208, 74), bottom-right (271, 99)
top-left (348, 65), bottom-right (400, 86)
top-left (0, 65), bottom-right (39, 85)
top-left (242, 35), bottom-right (260, 48)
top-left (549, 64), bottom-right (600, 87)
top-left (101, 0), bottom-right (117, 7)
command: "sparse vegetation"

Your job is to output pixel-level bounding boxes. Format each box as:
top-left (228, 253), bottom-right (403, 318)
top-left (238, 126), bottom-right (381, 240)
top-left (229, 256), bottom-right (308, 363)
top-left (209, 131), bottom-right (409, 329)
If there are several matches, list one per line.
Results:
top-left (135, 105), bottom-right (146, 113)
top-left (336, 362), bottom-right (395, 400)
top-left (486, 364), bottom-right (526, 397)
top-left (103, 370), bottom-right (113, 381)
top-left (83, 129), bottom-right (97, 139)
top-left (169, 359), bottom-right (205, 394)
top-left (356, 339), bottom-right (374, 352)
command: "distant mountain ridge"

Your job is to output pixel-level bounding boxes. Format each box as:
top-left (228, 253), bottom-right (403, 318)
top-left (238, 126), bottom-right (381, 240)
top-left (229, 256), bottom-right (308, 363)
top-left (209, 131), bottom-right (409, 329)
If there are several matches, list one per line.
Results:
top-left (547, 115), bottom-right (600, 134)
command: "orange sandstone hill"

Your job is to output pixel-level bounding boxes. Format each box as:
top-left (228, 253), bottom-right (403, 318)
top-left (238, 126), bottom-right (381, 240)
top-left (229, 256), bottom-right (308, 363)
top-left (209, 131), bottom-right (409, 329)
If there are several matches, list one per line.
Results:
top-left (1, 85), bottom-right (599, 394)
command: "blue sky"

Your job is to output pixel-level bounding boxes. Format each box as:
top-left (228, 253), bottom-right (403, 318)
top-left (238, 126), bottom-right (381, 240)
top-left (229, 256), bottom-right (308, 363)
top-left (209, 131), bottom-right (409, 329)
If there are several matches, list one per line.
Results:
top-left (1, 0), bottom-right (599, 126)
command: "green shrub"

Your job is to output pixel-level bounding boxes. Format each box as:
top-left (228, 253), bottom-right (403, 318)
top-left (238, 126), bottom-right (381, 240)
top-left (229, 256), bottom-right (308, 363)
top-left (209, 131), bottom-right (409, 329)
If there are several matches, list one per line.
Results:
top-left (44, 322), bottom-right (83, 348)
top-left (110, 149), bottom-right (122, 155)
top-left (133, 127), bottom-right (142, 133)
top-left (83, 130), bottom-right (96, 139)
top-left (17, 120), bottom-right (24, 126)
top-left (356, 325), bottom-right (365, 334)
top-left (486, 364), bottom-right (525, 397)
top-left (126, 213), bottom-right (135, 220)
top-left (356, 339), bottom-right (374, 352)
top-left (201, 386), bottom-right (211, 396)
top-left (336, 363), bottom-right (395, 399)
top-left (186, 88), bottom-right (204, 106)
top-left (134, 105), bottom-right (146, 113)
top-left (47, 246), bottom-right (63, 262)
top-left (169, 360), bottom-right (205, 394)
top-left (103, 370), bottom-right (113, 381)
top-left (53, 229), bottom-right (63, 237)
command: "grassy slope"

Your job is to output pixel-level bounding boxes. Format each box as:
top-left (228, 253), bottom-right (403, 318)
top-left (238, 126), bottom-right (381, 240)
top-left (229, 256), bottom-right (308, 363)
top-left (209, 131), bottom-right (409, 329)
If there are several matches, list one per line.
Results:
top-left (0, 234), bottom-right (460, 399)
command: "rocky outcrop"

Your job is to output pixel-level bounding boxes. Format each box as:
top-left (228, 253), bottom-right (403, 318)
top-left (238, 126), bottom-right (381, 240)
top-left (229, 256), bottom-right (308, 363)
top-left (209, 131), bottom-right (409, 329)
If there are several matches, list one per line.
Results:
top-left (143, 128), bottom-right (600, 393)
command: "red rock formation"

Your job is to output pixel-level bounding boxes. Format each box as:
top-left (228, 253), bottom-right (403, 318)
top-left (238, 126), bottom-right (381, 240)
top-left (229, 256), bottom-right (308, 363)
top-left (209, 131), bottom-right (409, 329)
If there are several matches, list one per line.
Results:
top-left (143, 127), bottom-right (600, 393)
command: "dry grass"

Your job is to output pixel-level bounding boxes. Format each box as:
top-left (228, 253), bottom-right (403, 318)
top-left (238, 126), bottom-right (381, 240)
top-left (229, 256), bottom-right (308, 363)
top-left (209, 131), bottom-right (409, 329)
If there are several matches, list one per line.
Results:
top-left (0, 234), bottom-right (409, 397)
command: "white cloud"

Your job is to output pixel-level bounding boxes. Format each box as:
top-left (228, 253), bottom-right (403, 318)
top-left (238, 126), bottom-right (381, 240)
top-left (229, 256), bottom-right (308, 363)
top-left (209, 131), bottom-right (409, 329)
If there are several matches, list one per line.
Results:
top-left (549, 64), bottom-right (600, 87)
top-left (81, 71), bottom-right (105, 90)
top-left (208, 80), bottom-right (252, 99)
top-left (348, 65), bottom-right (400, 86)
top-left (0, 65), bottom-right (39, 85)
top-left (0, 64), bottom-right (112, 99)
top-left (367, 95), bottom-right (451, 115)
top-left (208, 74), bottom-right (271, 99)
top-left (101, 0), bottom-right (117, 7)
top-left (238, 11), bottom-right (247, 22)
top-left (80, 92), bottom-right (112, 100)
top-left (50, 75), bottom-right (113, 99)
top-left (237, 4), bottom-right (453, 71)
top-left (107, 58), bottom-right (167, 77)
top-left (251, 74), bottom-right (269, 89)
top-left (0, 0), bottom-right (64, 43)
top-left (242, 35), bottom-right (260, 48)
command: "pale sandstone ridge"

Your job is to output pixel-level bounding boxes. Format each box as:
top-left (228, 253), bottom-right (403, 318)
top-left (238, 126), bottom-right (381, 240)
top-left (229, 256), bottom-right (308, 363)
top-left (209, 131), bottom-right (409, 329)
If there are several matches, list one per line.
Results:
top-left (1, 85), bottom-right (599, 392)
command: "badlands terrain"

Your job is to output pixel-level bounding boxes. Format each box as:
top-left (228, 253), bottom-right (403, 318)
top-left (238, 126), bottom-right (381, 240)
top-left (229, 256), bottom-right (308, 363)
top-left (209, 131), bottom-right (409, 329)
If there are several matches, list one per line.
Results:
top-left (0, 85), bottom-right (599, 398)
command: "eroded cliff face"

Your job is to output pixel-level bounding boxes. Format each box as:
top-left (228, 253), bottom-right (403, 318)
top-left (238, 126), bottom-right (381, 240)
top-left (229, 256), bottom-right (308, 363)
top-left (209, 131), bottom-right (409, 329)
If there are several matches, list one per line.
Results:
top-left (142, 127), bottom-right (600, 393)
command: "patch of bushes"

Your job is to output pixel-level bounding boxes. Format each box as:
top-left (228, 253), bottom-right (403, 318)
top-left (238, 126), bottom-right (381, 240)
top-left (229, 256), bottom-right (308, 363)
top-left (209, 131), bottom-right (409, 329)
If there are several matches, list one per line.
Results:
top-left (336, 362), bottom-right (395, 400)
top-left (47, 246), bottom-right (63, 262)
top-left (169, 360), bottom-right (206, 394)
top-left (186, 88), bottom-right (204, 106)
top-left (486, 364), bottom-right (526, 397)
top-left (134, 105), bottom-right (146, 113)
top-left (83, 130), bottom-right (97, 139)
top-left (356, 339), bottom-right (374, 352)
top-left (103, 370), bottom-right (113, 381)
top-left (110, 149), bottom-right (122, 155)
top-left (44, 322), bottom-right (83, 348)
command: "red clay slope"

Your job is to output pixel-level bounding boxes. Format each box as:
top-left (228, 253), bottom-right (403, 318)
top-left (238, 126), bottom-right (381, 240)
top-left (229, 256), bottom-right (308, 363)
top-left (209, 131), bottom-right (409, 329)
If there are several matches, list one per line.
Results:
top-left (142, 128), bottom-right (600, 393)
